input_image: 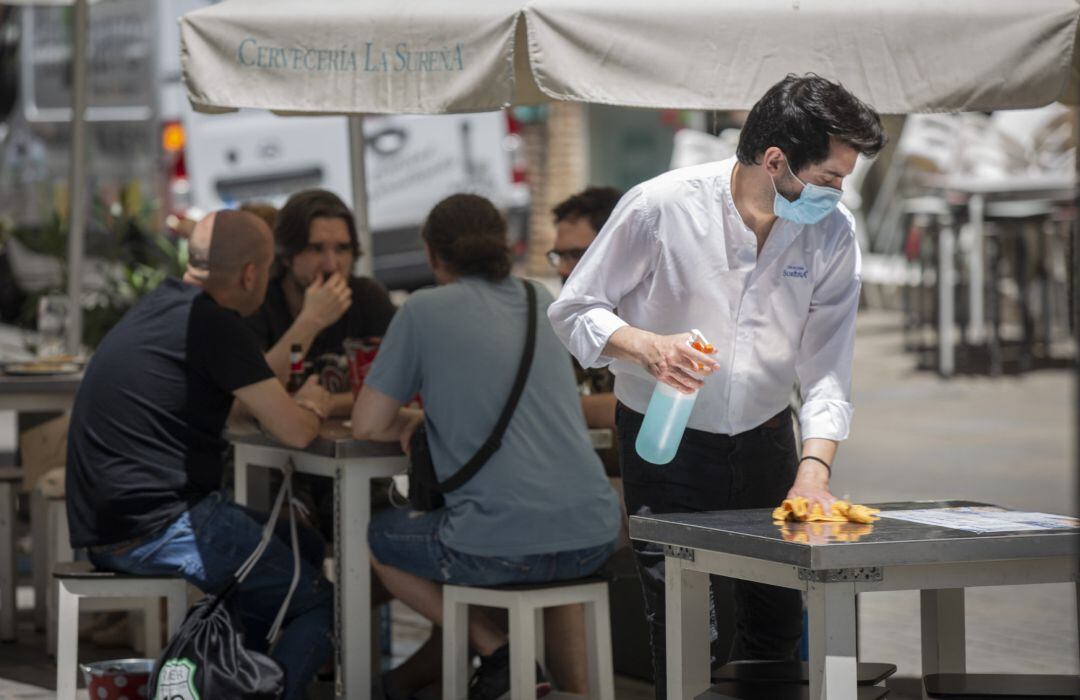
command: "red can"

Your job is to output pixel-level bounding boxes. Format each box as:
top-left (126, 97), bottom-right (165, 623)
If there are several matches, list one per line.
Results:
top-left (80, 659), bottom-right (153, 699)
top-left (344, 337), bottom-right (380, 398)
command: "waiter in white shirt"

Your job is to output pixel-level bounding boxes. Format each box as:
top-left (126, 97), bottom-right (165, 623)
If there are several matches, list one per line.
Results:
top-left (548, 74), bottom-right (886, 697)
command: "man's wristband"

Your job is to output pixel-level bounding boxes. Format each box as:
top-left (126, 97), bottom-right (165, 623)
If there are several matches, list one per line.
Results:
top-left (799, 455), bottom-right (831, 477)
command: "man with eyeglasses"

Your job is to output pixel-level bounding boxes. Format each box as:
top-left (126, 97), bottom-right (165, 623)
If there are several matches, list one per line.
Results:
top-left (246, 188), bottom-right (396, 417)
top-left (548, 187), bottom-right (623, 433)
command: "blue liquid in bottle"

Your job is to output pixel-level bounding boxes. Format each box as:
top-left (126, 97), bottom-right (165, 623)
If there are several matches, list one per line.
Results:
top-left (635, 381), bottom-right (699, 464)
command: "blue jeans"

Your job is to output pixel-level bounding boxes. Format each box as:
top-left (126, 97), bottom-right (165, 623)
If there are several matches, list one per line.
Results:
top-left (89, 490), bottom-right (334, 700)
top-left (369, 507), bottom-right (617, 586)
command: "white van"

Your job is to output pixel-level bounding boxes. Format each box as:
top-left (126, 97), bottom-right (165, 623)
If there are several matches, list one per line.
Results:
top-left (183, 109), bottom-right (526, 289)
top-left (10, 0), bottom-right (526, 290)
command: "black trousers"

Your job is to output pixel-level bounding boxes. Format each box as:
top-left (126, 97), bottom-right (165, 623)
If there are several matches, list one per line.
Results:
top-left (616, 403), bottom-right (803, 699)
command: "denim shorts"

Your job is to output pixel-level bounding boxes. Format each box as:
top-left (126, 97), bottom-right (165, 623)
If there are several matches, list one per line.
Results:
top-left (368, 507), bottom-right (617, 586)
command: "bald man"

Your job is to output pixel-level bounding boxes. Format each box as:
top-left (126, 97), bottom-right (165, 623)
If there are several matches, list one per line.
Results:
top-left (66, 210), bottom-right (334, 700)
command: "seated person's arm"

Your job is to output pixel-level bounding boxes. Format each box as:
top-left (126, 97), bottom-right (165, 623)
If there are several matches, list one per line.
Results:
top-left (264, 321), bottom-right (321, 385)
top-left (234, 375), bottom-right (330, 448)
top-left (581, 392), bottom-right (617, 431)
top-left (329, 392), bottom-right (357, 418)
top-left (352, 383), bottom-right (422, 446)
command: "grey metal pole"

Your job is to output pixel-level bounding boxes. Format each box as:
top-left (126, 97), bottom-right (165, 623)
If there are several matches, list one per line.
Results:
top-left (65, 0), bottom-right (88, 353)
top-left (1074, 103), bottom-right (1080, 516)
top-left (348, 115), bottom-right (374, 277)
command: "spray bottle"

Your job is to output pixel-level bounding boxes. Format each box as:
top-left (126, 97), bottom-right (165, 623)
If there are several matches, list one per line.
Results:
top-left (635, 329), bottom-right (715, 464)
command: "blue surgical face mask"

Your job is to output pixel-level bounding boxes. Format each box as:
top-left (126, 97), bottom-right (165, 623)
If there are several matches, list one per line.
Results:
top-left (771, 160), bottom-right (843, 225)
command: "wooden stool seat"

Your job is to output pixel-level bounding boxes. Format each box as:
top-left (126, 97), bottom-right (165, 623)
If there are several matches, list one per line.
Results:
top-left (54, 560), bottom-right (177, 580)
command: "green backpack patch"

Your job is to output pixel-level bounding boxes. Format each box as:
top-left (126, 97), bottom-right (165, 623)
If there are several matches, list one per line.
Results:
top-left (155, 658), bottom-right (200, 700)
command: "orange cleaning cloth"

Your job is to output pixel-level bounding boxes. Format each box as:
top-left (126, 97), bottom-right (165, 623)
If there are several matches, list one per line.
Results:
top-left (772, 496), bottom-right (880, 524)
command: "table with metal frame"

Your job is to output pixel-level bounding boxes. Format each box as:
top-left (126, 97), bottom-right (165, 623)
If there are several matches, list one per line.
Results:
top-left (916, 174), bottom-right (1075, 377)
top-left (229, 420), bottom-right (405, 700)
top-left (629, 500), bottom-right (1080, 700)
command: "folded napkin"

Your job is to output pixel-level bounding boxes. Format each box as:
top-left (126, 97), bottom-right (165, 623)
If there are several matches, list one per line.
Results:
top-left (772, 496), bottom-right (880, 524)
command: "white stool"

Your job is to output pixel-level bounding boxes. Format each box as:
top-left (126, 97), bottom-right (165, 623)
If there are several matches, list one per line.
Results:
top-left (54, 561), bottom-right (187, 700)
top-left (442, 578), bottom-right (615, 700)
top-left (0, 467), bottom-right (21, 641)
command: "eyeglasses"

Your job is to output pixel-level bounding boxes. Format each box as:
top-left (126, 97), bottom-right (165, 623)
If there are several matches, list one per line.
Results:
top-left (546, 248), bottom-right (589, 268)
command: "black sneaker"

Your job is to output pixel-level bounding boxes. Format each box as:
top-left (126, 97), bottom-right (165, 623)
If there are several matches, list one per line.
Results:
top-left (467, 644), bottom-right (552, 700)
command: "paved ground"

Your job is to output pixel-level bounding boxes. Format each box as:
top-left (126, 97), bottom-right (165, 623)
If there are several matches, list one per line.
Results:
top-left (1, 309), bottom-right (1076, 698)
top-left (841, 311), bottom-right (1079, 687)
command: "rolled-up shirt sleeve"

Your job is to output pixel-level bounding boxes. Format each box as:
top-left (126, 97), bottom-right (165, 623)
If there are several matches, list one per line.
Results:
top-left (547, 186), bottom-right (659, 369)
top-left (795, 224), bottom-right (861, 442)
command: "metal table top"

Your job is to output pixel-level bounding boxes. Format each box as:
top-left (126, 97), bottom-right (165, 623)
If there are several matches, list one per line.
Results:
top-left (629, 500), bottom-right (1080, 570)
top-left (0, 373), bottom-right (83, 394)
top-left (228, 418), bottom-right (403, 460)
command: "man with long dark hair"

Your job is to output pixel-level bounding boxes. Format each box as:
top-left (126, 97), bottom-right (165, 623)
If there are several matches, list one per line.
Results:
top-left (549, 74), bottom-right (886, 696)
top-left (246, 188), bottom-right (396, 416)
top-left (550, 186), bottom-right (623, 434)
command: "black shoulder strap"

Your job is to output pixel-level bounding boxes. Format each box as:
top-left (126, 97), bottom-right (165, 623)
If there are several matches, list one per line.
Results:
top-left (438, 279), bottom-right (537, 493)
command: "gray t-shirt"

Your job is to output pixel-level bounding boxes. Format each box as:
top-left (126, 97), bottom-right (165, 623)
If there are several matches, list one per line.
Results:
top-left (366, 276), bottom-right (621, 557)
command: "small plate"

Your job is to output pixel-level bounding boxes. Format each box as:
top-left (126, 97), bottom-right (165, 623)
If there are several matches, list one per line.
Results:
top-left (3, 362), bottom-right (81, 376)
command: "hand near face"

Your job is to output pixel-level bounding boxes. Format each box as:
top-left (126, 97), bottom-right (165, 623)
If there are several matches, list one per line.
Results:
top-left (299, 272), bottom-right (352, 331)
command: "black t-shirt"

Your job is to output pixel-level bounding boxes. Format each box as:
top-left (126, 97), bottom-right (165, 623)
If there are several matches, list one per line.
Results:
top-left (245, 276), bottom-right (396, 361)
top-left (66, 278), bottom-right (274, 548)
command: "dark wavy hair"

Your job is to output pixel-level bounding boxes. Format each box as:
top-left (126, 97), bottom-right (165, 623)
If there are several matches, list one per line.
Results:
top-left (736, 74), bottom-right (886, 174)
top-left (552, 186), bottom-right (623, 233)
top-left (273, 189), bottom-right (359, 278)
top-left (421, 194), bottom-right (511, 281)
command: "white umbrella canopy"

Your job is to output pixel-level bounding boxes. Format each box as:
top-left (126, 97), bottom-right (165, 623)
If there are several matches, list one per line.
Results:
top-left (179, 0), bottom-right (1080, 280)
top-left (180, 0), bottom-right (544, 115)
top-left (525, 0), bottom-right (1080, 113)
top-left (180, 0), bottom-right (1080, 116)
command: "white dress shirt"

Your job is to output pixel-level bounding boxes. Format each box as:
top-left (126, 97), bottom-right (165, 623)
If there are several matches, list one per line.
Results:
top-left (547, 157), bottom-right (861, 441)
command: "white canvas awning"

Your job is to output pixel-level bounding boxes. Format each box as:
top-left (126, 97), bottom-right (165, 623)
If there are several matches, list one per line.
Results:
top-left (180, 0), bottom-right (544, 115)
top-left (180, 0), bottom-right (1080, 116)
top-left (525, 0), bottom-right (1080, 113)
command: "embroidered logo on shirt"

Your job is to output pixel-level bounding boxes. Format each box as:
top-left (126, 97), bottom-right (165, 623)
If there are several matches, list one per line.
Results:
top-left (782, 264), bottom-right (809, 279)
